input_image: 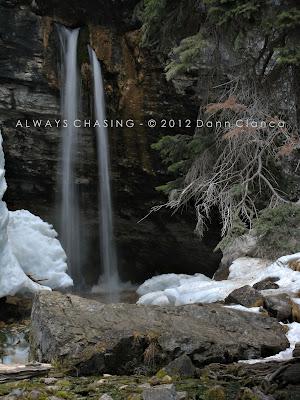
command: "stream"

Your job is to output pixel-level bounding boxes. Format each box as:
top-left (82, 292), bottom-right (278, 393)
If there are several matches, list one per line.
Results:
top-left (0, 323), bottom-right (29, 365)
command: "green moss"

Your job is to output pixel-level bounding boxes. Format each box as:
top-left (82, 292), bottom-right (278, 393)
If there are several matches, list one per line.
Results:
top-left (205, 385), bottom-right (226, 400)
top-left (141, 0), bottom-right (168, 46)
top-left (215, 217), bottom-right (248, 253)
top-left (254, 203), bottom-right (300, 259)
top-left (54, 390), bottom-right (72, 399)
top-left (237, 387), bottom-right (260, 400)
top-left (155, 368), bottom-right (167, 379)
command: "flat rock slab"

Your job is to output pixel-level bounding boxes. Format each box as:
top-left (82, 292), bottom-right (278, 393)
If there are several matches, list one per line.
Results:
top-left (0, 363), bottom-right (52, 382)
top-left (30, 292), bottom-right (289, 375)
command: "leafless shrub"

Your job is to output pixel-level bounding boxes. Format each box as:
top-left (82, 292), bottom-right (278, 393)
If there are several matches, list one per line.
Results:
top-left (147, 80), bottom-right (298, 240)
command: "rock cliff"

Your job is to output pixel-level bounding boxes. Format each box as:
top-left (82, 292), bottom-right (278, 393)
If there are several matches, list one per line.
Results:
top-left (0, 0), bottom-right (221, 285)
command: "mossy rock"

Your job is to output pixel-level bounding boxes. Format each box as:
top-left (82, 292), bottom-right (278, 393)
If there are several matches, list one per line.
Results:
top-left (205, 385), bottom-right (226, 400)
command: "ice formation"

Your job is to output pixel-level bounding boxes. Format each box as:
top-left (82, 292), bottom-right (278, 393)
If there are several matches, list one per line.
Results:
top-left (137, 254), bottom-right (300, 306)
top-left (0, 134), bottom-right (73, 298)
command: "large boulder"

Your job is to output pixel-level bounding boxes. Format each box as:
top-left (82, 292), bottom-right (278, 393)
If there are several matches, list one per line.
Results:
top-left (30, 292), bottom-right (289, 375)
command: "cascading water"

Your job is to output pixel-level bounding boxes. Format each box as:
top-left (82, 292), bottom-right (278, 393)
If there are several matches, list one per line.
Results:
top-left (89, 47), bottom-right (120, 299)
top-left (57, 26), bottom-right (82, 285)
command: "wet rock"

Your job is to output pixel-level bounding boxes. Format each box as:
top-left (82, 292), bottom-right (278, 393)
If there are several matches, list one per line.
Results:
top-left (142, 384), bottom-right (177, 400)
top-left (225, 285), bottom-right (264, 308)
top-left (253, 278), bottom-right (279, 291)
top-left (30, 292), bottom-right (289, 375)
top-left (264, 294), bottom-right (292, 321)
top-left (164, 354), bottom-right (196, 378)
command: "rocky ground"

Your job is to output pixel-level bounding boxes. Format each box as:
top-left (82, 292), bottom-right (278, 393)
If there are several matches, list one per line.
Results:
top-left (1, 359), bottom-right (300, 399)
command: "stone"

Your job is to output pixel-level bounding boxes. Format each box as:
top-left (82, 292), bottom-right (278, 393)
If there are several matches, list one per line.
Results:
top-left (46, 386), bottom-right (60, 393)
top-left (225, 285), bottom-right (264, 308)
top-left (264, 294), bottom-right (292, 321)
top-left (99, 395), bottom-right (114, 400)
top-left (43, 377), bottom-right (58, 385)
top-left (148, 377), bottom-right (160, 386)
top-left (7, 389), bottom-right (24, 398)
top-left (48, 397), bottom-right (64, 400)
top-left (138, 384), bottom-right (151, 389)
top-left (213, 264), bottom-right (230, 281)
top-left (205, 386), bottom-right (225, 400)
top-left (164, 354), bottom-right (196, 378)
top-left (142, 384), bottom-right (177, 400)
top-left (219, 234), bottom-right (258, 269)
top-left (119, 385), bottom-right (129, 390)
top-left (30, 292), bottom-right (289, 375)
top-left (253, 278), bottom-right (279, 291)
top-left (176, 392), bottom-right (187, 400)
top-left (28, 391), bottom-right (41, 400)
top-left (293, 343), bottom-right (300, 357)
top-left (291, 300), bottom-right (300, 322)
top-left (252, 388), bottom-right (275, 400)
top-left (275, 362), bottom-right (300, 385)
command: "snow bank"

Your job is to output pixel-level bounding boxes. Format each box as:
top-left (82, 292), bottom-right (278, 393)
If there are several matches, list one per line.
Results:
top-left (224, 305), bottom-right (261, 314)
top-left (0, 133), bottom-right (72, 298)
top-left (137, 255), bottom-right (300, 306)
top-left (8, 210), bottom-right (73, 290)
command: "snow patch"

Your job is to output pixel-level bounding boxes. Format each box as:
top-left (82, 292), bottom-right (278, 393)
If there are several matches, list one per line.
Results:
top-left (224, 305), bottom-right (261, 314)
top-left (137, 255), bottom-right (300, 306)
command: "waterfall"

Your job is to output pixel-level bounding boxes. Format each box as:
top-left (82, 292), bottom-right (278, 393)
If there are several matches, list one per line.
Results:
top-left (57, 26), bottom-right (82, 285)
top-left (89, 47), bottom-right (120, 299)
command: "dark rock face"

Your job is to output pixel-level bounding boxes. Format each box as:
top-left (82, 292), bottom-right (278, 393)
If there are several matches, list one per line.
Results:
top-left (30, 292), bottom-right (289, 375)
top-left (0, 1), bottom-right (221, 285)
top-left (32, 0), bottom-right (141, 28)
